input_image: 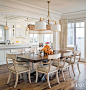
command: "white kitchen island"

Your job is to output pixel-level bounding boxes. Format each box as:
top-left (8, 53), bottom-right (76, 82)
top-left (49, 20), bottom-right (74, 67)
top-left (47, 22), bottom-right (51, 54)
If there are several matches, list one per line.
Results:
top-left (0, 43), bottom-right (39, 65)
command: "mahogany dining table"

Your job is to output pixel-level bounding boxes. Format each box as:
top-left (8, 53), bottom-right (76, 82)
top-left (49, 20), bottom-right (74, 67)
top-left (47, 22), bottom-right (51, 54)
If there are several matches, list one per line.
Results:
top-left (17, 50), bottom-right (72, 63)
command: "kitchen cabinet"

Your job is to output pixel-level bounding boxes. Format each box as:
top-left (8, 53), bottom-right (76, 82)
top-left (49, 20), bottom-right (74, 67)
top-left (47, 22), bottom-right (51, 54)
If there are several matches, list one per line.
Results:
top-left (15, 24), bottom-right (25, 37)
top-left (0, 50), bottom-right (5, 62)
top-left (0, 49), bottom-right (11, 65)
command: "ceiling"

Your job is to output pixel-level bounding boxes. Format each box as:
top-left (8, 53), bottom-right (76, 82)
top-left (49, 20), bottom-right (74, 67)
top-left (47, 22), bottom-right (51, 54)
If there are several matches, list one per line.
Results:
top-left (0, 0), bottom-right (86, 22)
top-left (5, 0), bottom-right (86, 14)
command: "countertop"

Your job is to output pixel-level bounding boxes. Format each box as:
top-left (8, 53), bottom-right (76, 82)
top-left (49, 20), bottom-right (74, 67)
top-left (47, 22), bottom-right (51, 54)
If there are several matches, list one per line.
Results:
top-left (0, 43), bottom-right (39, 49)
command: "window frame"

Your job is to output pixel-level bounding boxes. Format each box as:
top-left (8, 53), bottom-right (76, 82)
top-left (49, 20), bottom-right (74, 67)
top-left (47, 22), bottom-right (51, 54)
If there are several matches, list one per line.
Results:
top-left (29, 34), bottom-right (39, 44)
top-left (43, 34), bottom-right (53, 45)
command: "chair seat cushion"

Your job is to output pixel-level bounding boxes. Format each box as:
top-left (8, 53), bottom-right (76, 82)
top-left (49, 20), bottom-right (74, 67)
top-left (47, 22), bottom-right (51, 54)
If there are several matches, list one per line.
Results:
top-left (52, 61), bottom-right (69, 68)
top-left (66, 58), bottom-right (78, 64)
top-left (9, 65), bottom-right (29, 72)
top-left (37, 65), bottom-right (57, 73)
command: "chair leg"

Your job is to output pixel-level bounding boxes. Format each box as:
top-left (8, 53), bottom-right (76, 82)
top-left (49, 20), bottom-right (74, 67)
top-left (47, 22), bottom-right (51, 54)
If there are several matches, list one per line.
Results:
top-left (35, 71), bottom-right (38, 83)
top-left (14, 73), bottom-right (18, 88)
top-left (56, 71), bottom-right (60, 84)
top-left (71, 65), bottom-right (75, 76)
top-left (68, 67), bottom-right (71, 78)
top-left (50, 73), bottom-right (53, 79)
top-left (7, 71), bottom-right (12, 84)
top-left (47, 73), bottom-right (51, 89)
top-left (20, 74), bottom-right (22, 79)
top-left (62, 68), bottom-right (65, 81)
top-left (28, 71), bottom-right (31, 83)
top-left (77, 63), bottom-right (80, 73)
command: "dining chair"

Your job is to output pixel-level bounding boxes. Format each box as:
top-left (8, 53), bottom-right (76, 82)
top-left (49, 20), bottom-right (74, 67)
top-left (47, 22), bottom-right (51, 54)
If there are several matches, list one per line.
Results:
top-left (24, 47), bottom-right (35, 53)
top-left (6, 54), bottom-right (31, 88)
top-left (65, 50), bottom-right (81, 76)
top-left (63, 52), bottom-right (73, 77)
top-left (36, 47), bottom-right (43, 51)
top-left (73, 50), bottom-right (81, 74)
top-left (52, 53), bottom-right (71, 81)
top-left (64, 47), bottom-right (74, 54)
top-left (64, 47), bottom-right (74, 51)
top-left (10, 49), bottom-right (23, 54)
top-left (35, 53), bottom-right (61, 88)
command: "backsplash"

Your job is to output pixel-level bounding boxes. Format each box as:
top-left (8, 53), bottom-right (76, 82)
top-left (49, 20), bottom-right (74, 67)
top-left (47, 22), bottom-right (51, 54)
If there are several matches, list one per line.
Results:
top-left (12, 37), bottom-right (29, 44)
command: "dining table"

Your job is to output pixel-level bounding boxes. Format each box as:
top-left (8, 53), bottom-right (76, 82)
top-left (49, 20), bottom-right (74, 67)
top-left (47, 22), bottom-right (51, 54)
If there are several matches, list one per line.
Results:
top-left (17, 50), bottom-right (72, 63)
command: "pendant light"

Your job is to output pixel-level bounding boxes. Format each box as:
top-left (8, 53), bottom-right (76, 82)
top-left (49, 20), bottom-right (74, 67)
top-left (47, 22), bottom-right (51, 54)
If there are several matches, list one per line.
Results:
top-left (51, 21), bottom-right (61, 32)
top-left (26, 18), bottom-right (29, 31)
top-left (35, 18), bottom-right (46, 30)
top-left (4, 15), bottom-right (9, 30)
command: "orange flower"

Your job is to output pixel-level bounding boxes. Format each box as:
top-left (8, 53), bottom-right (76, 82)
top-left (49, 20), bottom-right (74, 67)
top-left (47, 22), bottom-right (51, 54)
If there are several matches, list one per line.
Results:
top-left (48, 50), bottom-right (53, 55)
top-left (42, 48), bottom-right (47, 51)
top-left (44, 45), bottom-right (50, 49)
top-left (42, 45), bottom-right (53, 55)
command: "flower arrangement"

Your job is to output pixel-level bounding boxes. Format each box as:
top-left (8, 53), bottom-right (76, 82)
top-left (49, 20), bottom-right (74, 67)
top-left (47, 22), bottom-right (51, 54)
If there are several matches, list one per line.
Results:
top-left (42, 45), bottom-right (53, 55)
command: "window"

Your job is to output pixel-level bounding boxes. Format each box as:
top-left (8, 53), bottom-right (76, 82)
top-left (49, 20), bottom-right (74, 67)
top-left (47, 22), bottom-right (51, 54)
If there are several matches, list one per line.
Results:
top-left (29, 34), bottom-right (39, 43)
top-left (67, 22), bottom-right (85, 58)
top-left (0, 29), bottom-right (2, 40)
top-left (43, 34), bottom-right (53, 45)
top-left (67, 23), bottom-right (74, 47)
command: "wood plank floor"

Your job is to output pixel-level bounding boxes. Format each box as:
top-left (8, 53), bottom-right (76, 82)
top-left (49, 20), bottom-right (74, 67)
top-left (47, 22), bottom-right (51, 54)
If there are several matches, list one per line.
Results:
top-left (0, 62), bottom-right (86, 90)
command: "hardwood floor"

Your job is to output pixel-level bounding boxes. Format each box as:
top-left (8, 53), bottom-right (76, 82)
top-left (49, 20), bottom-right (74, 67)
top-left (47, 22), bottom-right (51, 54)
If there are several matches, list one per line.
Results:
top-left (0, 62), bottom-right (86, 90)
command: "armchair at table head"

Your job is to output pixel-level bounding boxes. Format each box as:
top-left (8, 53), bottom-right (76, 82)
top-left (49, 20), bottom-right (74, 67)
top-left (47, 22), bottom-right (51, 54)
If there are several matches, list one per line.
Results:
top-left (6, 53), bottom-right (31, 88)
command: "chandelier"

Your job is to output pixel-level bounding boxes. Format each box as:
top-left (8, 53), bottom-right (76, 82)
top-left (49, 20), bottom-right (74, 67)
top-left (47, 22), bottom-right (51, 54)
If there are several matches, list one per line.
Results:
top-left (4, 15), bottom-right (9, 30)
top-left (35, 1), bottom-right (61, 32)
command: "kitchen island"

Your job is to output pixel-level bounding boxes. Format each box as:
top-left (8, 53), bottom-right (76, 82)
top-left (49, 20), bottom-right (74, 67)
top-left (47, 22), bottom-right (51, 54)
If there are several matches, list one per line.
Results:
top-left (0, 43), bottom-right (39, 65)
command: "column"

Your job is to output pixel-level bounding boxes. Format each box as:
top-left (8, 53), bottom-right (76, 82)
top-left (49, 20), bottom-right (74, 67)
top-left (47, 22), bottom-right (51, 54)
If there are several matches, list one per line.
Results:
top-left (53, 32), bottom-right (60, 50)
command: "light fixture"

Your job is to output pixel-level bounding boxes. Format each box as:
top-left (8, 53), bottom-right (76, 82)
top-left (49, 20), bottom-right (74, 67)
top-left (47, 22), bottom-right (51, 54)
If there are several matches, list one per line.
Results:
top-left (35, 1), bottom-right (53, 30)
top-left (35, 1), bottom-right (60, 32)
top-left (26, 18), bottom-right (29, 31)
top-left (51, 21), bottom-right (61, 32)
top-left (35, 18), bottom-right (46, 30)
top-left (4, 15), bottom-right (9, 30)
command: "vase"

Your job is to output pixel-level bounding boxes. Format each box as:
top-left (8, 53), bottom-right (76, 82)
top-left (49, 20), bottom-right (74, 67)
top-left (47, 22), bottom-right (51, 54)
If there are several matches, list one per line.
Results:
top-left (44, 51), bottom-right (47, 55)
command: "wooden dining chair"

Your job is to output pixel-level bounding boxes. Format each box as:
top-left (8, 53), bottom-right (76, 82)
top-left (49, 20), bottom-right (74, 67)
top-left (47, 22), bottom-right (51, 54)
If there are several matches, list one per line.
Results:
top-left (35, 53), bottom-right (61, 88)
top-left (52, 53), bottom-right (71, 81)
top-left (73, 50), bottom-right (81, 74)
top-left (24, 47), bottom-right (35, 54)
top-left (65, 50), bottom-right (81, 76)
top-left (64, 47), bottom-right (74, 51)
top-left (10, 49), bottom-right (23, 54)
top-left (6, 54), bottom-right (31, 88)
top-left (63, 52), bottom-right (73, 77)
top-left (36, 47), bottom-right (43, 51)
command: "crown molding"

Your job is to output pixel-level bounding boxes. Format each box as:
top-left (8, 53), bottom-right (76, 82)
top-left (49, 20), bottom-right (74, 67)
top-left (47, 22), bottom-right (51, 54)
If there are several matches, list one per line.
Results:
top-left (62, 9), bottom-right (86, 15)
top-left (61, 9), bottom-right (86, 20)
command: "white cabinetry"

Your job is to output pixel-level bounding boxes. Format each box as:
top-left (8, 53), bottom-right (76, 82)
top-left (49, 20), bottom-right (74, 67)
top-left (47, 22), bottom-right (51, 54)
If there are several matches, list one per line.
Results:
top-left (15, 24), bottom-right (25, 37)
top-left (0, 49), bottom-right (11, 65)
top-left (0, 50), bottom-right (5, 62)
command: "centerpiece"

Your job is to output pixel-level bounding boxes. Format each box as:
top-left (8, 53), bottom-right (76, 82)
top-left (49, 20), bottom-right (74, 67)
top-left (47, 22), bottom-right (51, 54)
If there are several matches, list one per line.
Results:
top-left (42, 45), bottom-right (53, 55)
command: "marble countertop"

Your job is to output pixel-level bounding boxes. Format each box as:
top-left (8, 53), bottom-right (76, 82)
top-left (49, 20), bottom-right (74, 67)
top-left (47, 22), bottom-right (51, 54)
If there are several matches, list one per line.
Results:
top-left (0, 43), bottom-right (39, 49)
